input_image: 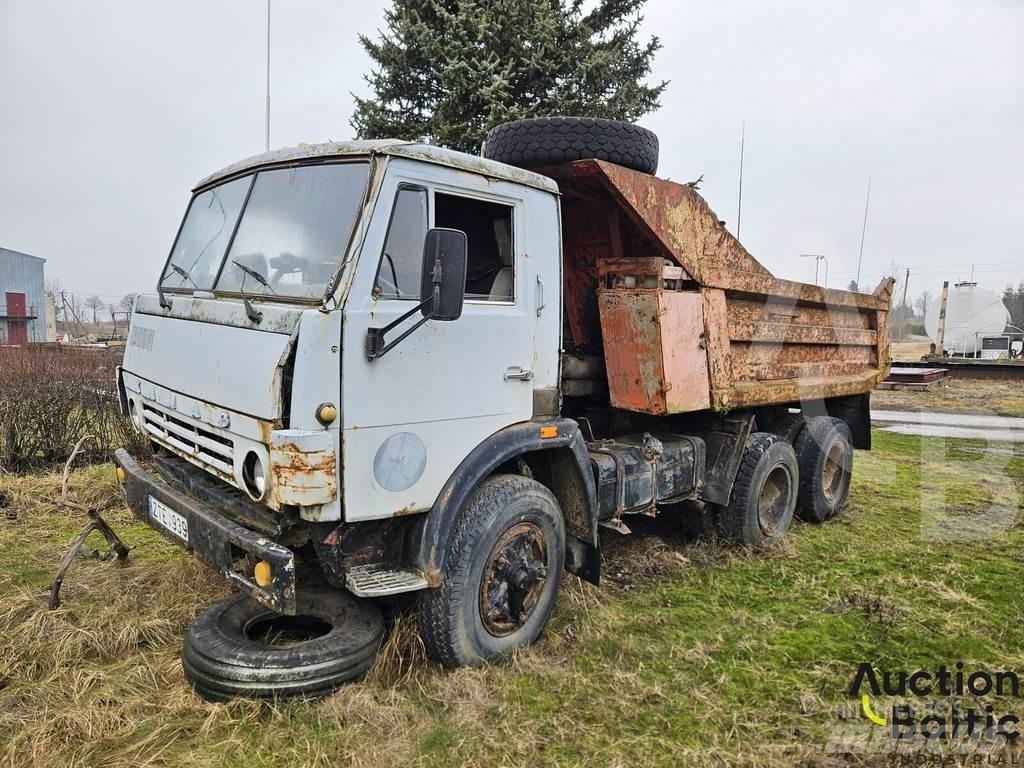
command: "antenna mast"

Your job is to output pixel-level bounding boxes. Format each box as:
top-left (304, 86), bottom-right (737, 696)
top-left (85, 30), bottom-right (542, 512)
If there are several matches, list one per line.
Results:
top-left (855, 176), bottom-right (872, 289)
top-left (736, 120), bottom-right (745, 238)
top-left (265, 0), bottom-right (271, 152)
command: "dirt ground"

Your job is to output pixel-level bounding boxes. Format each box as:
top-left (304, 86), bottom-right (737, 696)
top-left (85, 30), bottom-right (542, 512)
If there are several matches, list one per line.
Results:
top-left (872, 378), bottom-right (1024, 417)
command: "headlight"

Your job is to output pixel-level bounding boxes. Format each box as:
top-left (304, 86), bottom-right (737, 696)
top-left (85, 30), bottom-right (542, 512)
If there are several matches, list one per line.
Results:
top-left (128, 398), bottom-right (144, 430)
top-left (242, 450), bottom-right (267, 500)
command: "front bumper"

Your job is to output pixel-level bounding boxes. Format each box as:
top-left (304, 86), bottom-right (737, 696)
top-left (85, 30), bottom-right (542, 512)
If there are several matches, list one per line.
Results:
top-left (114, 448), bottom-right (296, 614)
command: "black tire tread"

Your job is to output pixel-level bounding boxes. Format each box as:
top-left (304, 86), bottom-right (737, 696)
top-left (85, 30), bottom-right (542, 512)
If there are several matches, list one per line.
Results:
top-left (419, 474), bottom-right (563, 668)
top-left (483, 116), bottom-right (659, 174)
top-left (717, 432), bottom-right (798, 548)
top-left (766, 412), bottom-right (808, 444)
top-left (182, 586), bottom-right (384, 701)
top-left (794, 416), bottom-right (854, 523)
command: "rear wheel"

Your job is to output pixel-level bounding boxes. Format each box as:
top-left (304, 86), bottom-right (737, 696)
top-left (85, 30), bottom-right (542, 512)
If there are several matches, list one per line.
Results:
top-left (766, 411), bottom-right (807, 443)
top-left (794, 416), bottom-right (854, 523)
top-left (717, 432), bottom-right (798, 549)
top-left (418, 474), bottom-right (565, 668)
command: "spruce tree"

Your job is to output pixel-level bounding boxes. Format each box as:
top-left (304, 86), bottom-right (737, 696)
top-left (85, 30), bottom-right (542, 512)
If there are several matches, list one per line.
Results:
top-left (352, 0), bottom-right (666, 153)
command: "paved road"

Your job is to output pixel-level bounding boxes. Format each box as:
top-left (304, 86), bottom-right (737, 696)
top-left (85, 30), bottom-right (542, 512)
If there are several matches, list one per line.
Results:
top-left (872, 410), bottom-right (1024, 442)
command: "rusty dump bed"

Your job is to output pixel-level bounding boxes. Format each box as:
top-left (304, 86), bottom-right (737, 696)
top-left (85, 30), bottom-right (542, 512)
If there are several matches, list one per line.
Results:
top-left (542, 160), bottom-right (895, 416)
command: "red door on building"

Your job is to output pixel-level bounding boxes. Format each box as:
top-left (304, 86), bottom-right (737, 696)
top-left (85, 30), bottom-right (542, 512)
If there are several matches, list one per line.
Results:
top-left (5, 292), bottom-right (28, 345)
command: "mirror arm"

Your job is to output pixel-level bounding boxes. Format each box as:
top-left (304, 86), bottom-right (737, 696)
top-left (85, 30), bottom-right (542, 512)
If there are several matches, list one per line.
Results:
top-left (365, 257), bottom-right (444, 361)
top-left (365, 296), bottom-right (433, 360)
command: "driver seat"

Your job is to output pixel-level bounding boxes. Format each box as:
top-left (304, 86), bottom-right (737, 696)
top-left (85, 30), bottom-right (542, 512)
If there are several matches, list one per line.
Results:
top-left (488, 218), bottom-right (513, 300)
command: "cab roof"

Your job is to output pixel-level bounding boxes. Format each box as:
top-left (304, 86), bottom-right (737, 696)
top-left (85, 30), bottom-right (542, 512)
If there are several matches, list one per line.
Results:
top-left (194, 140), bottom-right (560, 195)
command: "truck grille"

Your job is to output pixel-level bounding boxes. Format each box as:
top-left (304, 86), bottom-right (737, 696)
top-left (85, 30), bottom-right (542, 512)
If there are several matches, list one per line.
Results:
top-left (141, 403), bottom-right (235, 478)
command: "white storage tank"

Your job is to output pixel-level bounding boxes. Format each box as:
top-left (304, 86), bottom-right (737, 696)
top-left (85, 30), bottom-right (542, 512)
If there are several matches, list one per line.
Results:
top-left (925, 282), bottom-right (1010, 355)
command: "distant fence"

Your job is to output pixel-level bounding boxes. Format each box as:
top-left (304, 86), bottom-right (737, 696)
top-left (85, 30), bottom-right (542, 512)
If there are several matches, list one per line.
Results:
top-left (0, 346), bottom-right (147, 473)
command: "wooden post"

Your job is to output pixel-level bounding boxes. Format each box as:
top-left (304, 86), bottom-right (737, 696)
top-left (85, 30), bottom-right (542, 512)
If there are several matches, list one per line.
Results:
top-left (935, 280), bottom-right (950, 355)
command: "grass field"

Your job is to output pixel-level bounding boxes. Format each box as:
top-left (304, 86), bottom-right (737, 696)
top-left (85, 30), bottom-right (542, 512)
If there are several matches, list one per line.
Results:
top-left (2, 429), bottom-right (1023, 767)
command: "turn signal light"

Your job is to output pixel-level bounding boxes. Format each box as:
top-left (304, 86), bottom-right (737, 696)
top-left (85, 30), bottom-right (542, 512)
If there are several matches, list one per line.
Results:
top-left (316, 403), bottom-right (338, 425)
top-left (115, 466), bottom-right (126, 484)
top-left (540, 426), bottom-right (558, 439)
top-left (254, 560), bottom-right (273, 588)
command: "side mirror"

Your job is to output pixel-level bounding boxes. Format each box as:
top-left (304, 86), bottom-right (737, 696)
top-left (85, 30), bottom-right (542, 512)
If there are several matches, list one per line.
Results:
top-left (365, 227), bottom-right (468, 360)
top-left (419, 228), bottom-right (467, 321)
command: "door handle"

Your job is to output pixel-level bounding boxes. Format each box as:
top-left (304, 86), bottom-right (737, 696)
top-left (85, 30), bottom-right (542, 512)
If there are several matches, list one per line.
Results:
top-left (504, 366), bottom-right (534, 382)
top-left (536, 275), bottom-right (545, 317)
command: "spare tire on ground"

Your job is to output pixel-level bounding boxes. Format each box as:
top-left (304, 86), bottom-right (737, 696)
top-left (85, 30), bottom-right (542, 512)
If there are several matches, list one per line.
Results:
top-left (483, 116), bottom-right (659, 174)
top-left (182, 586), bottom-right (384, 701)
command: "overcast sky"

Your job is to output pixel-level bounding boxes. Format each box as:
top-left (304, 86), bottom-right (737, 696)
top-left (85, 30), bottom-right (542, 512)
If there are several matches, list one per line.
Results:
top-left (2, 0), bottom-right (1021, 307)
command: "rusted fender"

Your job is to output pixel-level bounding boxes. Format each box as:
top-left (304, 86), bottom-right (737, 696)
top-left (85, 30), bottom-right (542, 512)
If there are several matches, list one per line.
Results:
top-left (269, 430), bottom-right (337, 507)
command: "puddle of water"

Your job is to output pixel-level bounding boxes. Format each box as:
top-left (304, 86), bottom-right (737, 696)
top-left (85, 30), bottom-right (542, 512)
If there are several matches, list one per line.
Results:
top-left (878, 423), bottom-right (1024, 442)
top-left (872, 410), bottom-right (1024, 430)
top-left (871, 410), bottom-right (1024, 442)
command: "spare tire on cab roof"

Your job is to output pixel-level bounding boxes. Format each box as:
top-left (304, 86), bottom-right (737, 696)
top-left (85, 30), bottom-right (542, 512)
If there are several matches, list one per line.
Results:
top-left (482, 116), bottom-right (659, 175)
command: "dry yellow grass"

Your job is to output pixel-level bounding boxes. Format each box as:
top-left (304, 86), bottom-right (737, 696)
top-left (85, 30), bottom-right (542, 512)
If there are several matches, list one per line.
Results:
top-left (890, 339), bottom-right (933, 361)
top-left (872, 378), bottom-right (1024, 416)
top-left (1, 429), bottom-right (1023, 767)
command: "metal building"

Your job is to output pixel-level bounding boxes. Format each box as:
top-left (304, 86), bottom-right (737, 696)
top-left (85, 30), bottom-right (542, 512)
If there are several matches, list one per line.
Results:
top-left (0, 247), bottom-right (50, 344)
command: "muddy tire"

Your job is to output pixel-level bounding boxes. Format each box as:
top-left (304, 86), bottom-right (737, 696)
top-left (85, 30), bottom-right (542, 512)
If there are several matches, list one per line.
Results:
top-left (182, 586), bottom-right (384, 701)
top-left (794, 416), bottom-right (854, 523)
top-left (482, 116), bottom-right (659, 174)
top-left (418, 474), bottom-right (565, 668)
top-left (766, 411), bottom-right (808, 443)
top-left (716, 432), bottom-right (798, 549)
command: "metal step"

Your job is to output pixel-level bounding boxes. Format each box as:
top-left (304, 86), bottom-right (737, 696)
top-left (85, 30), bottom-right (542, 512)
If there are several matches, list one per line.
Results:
top-left (345, 563), bottom-right (429, 597)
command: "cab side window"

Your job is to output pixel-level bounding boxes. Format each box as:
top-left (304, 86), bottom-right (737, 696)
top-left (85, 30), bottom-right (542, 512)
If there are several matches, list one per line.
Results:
top-left (435, 193), bottom-right (514, 301)
top-left (374, 186), bottom-right (428, 299)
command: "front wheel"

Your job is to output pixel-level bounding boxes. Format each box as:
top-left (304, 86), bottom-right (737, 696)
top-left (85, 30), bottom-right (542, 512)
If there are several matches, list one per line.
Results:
top-left (418, 474), bottom-right (565, 668)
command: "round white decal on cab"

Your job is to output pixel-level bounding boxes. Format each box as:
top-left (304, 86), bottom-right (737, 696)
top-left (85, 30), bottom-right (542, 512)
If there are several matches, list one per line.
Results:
top-left (373, 432), bottom-right (427, 492)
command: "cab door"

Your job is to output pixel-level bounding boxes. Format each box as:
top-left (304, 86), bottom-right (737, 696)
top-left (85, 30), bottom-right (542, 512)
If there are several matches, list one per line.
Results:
top-left (340, 159), bottom-right (543, 522)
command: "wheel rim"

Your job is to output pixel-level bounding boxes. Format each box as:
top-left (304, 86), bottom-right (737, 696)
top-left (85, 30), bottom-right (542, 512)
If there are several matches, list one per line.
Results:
top-left (479, 521), bottom-right (548, 637)
top-left (757, 465), bottom-right (793, 536)
top-left (821, 440), bottom-right (849, 504)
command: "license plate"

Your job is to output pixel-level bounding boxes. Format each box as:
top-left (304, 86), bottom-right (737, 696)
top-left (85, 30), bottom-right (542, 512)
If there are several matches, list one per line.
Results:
top-left (148, 496), bottom-right (188, 542)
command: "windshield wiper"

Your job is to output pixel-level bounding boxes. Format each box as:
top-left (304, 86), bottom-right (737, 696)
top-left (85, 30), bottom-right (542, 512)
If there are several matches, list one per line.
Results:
top-left (169, 263), bottom-right (198, 287)
top-left (156, 262), bottom-right (195, 310)
top-left (231, 259), bottom-right (269, 324)
top-left (232, 260), bottom-right (275, 293)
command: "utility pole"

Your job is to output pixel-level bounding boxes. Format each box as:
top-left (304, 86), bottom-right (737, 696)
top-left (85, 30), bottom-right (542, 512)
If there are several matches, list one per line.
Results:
top-left (265, 0), bottom-right (271, 152)
top-left (736, 120), bottom-right (745, 238)
top-left (60, 291), bottom-right (83, 338)
top-left (855, 176), bottom-right (872, 289)
top-left (800, 254), bottom-right (828, 287)
top-left (899, 268), bottom-right (910, 341)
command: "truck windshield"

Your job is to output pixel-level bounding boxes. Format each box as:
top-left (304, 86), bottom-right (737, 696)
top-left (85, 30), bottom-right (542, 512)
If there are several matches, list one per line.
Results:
top-left (160, 161), bottom-right (369, 301)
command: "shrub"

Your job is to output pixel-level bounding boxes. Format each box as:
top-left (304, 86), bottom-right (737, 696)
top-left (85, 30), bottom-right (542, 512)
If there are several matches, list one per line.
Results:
top-left (0, 346), bottom-right (147, 473)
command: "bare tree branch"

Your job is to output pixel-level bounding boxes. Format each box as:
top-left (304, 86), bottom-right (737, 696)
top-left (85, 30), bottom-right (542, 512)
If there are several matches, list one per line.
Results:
top-left (49, 436), bottom-right (129, 610)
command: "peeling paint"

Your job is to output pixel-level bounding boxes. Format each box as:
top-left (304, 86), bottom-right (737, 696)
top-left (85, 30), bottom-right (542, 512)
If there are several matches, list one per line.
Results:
top-left (268, 430), bottom-right (337, 507)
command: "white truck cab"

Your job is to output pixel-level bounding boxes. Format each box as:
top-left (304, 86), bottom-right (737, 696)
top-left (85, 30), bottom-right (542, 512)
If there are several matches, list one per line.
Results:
top-left (121, 142), bottom-right (561, 521)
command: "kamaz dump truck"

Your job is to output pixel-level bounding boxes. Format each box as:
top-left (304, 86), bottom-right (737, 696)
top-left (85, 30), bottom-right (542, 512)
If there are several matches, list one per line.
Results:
top-left (114, 117), bottom-right (894, 699)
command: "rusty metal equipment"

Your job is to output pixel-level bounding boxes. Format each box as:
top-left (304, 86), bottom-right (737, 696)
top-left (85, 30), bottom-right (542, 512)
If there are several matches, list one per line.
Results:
top-left (543, 159), bottom-right (895, 415)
